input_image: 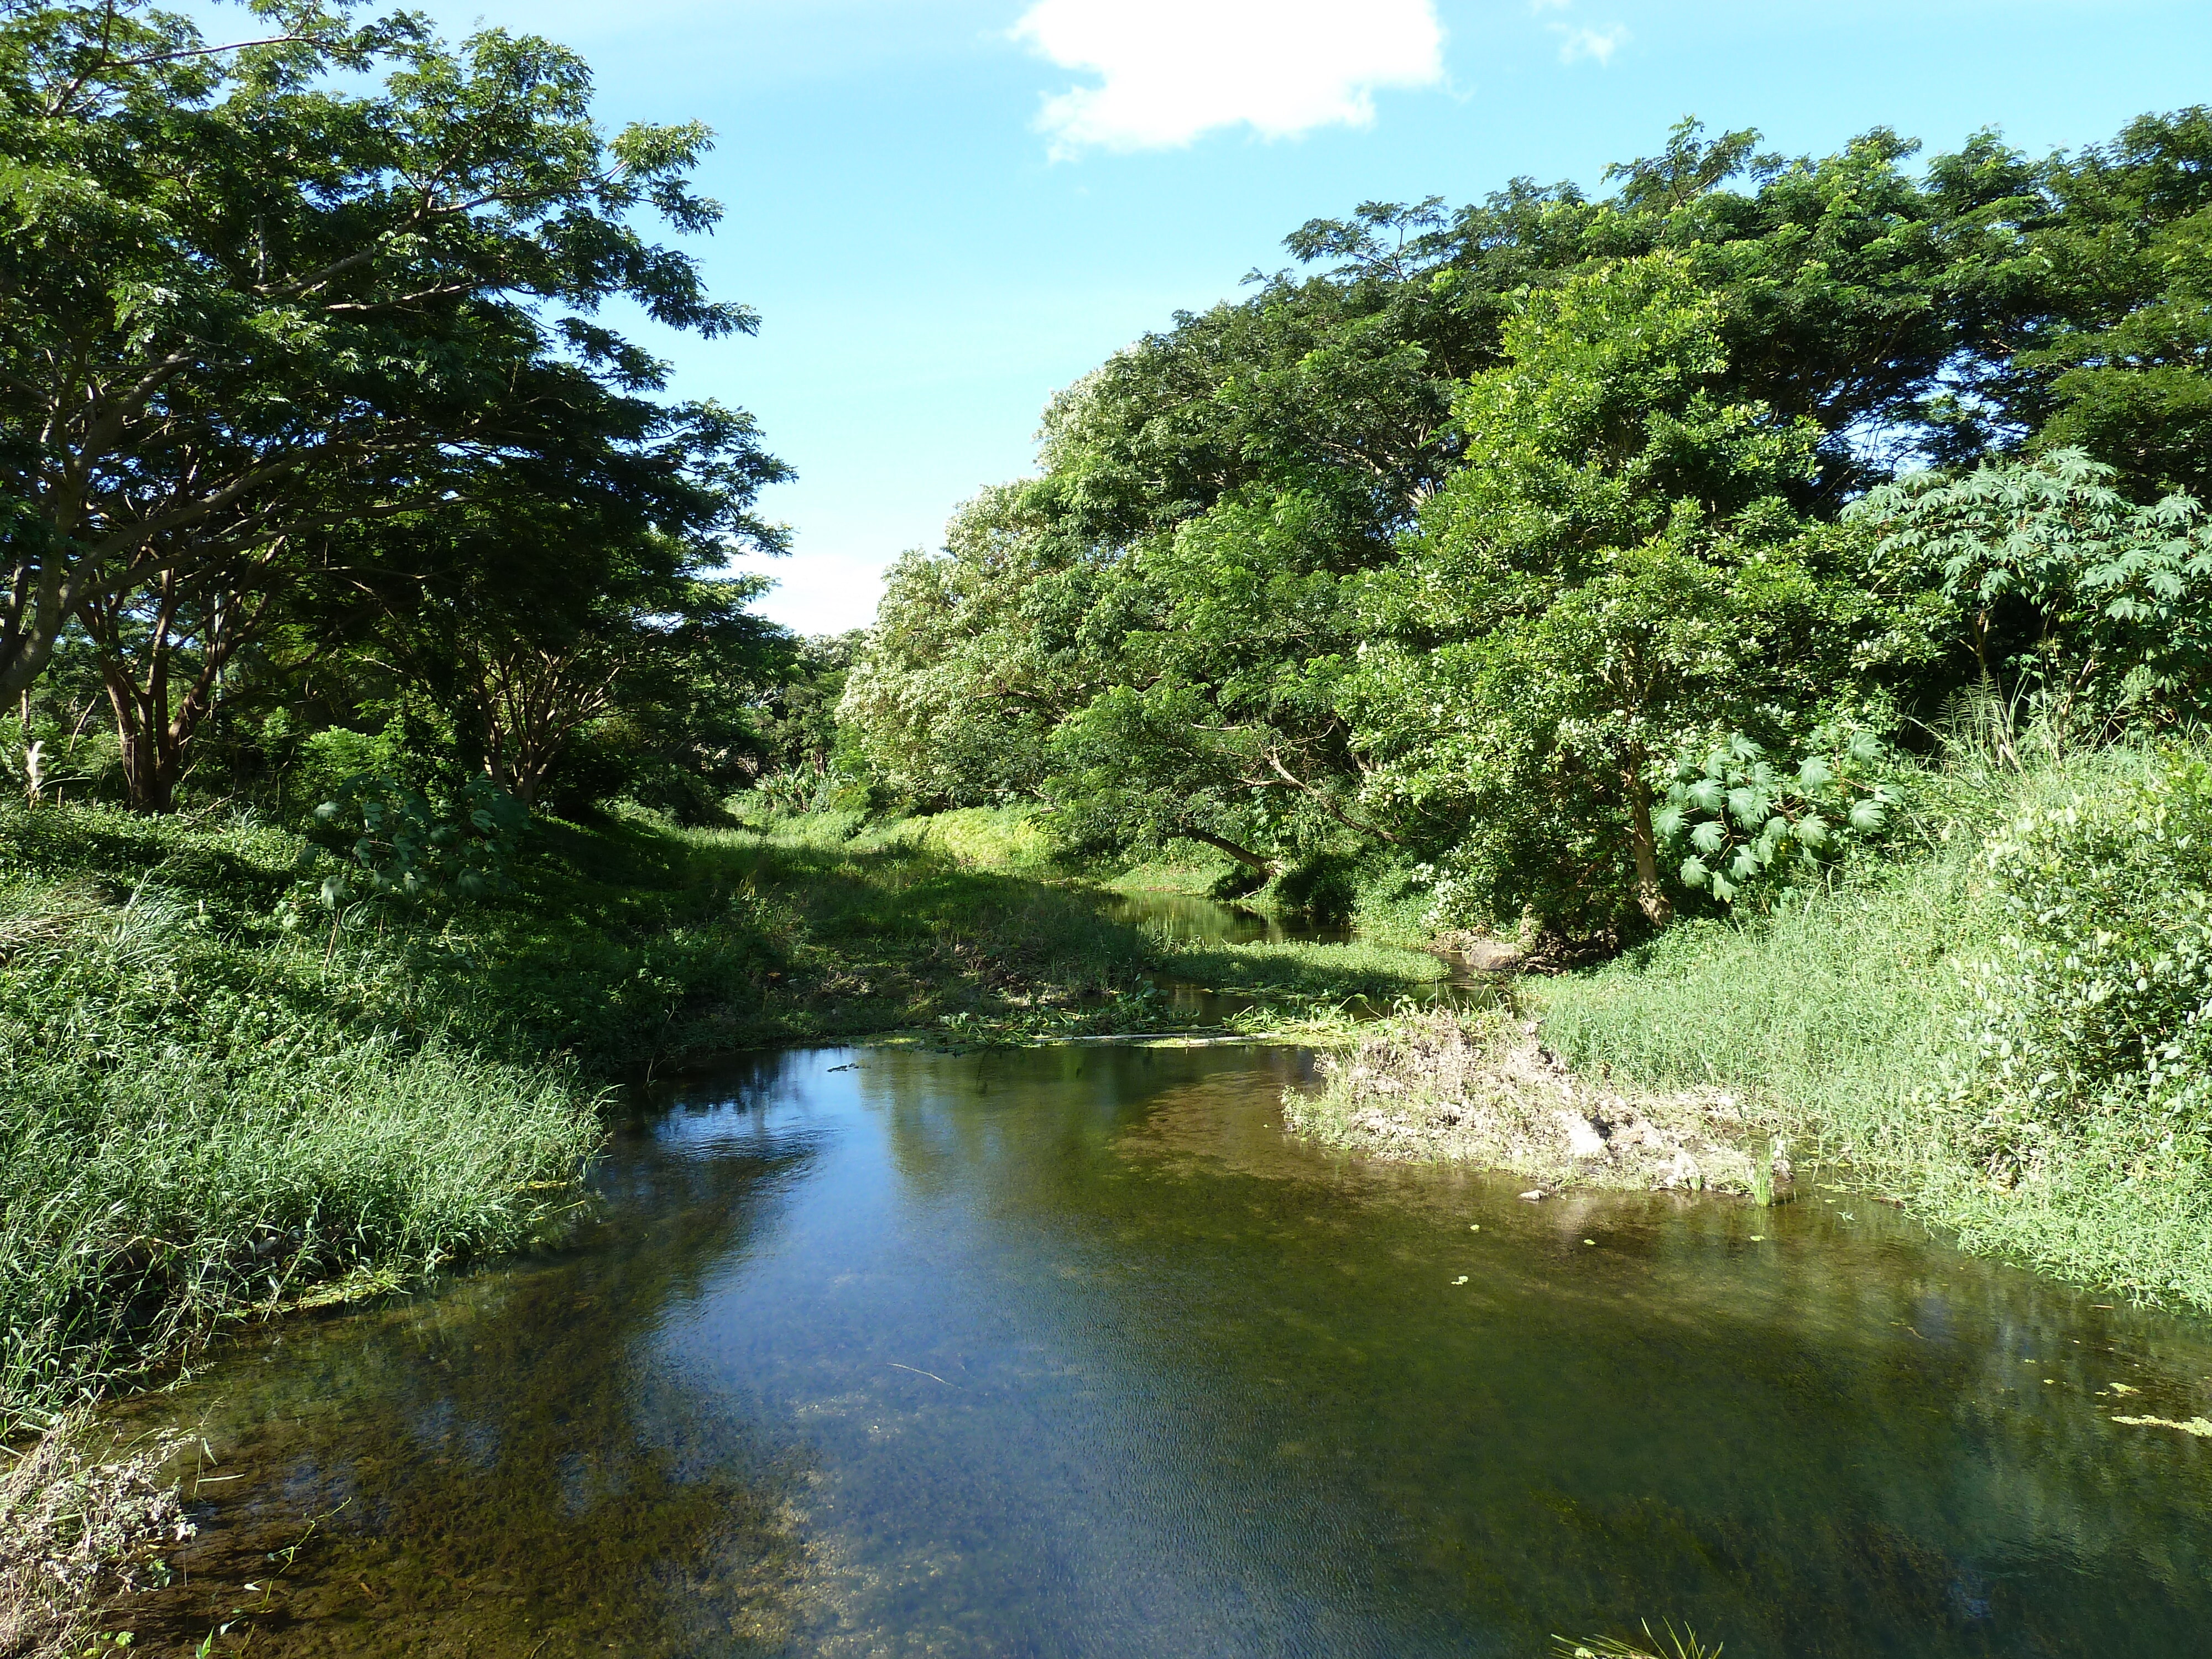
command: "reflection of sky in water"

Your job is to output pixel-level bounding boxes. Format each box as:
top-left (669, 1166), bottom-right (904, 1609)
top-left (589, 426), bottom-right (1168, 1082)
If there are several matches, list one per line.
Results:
top-left (116, 1043), bottom-right (2212, 1658)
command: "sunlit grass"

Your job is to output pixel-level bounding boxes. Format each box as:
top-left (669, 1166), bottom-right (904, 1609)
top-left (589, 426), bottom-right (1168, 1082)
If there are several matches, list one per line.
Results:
top-left (1533, 744), bottom-right (2212, 1311)
top-left (0, 863), bottom-right (601, 1433)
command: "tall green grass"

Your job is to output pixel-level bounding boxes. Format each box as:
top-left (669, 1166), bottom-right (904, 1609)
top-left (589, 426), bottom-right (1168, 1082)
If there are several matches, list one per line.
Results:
top-left (0, 865), bottom-right (602, 1431)
top-left (1535, 847), bottom-right (1979, 1138)
top-left (1536, 745), bottom-right (2212, 1310)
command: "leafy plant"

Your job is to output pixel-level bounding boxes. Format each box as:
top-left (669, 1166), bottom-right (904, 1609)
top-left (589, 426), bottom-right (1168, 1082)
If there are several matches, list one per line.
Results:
top-left (1655, 727), bottom-right (1893, 907)
top-left (304, 774), bottom-right (528, 910)
top-left (1848, 450), bottom-right (2212, 745)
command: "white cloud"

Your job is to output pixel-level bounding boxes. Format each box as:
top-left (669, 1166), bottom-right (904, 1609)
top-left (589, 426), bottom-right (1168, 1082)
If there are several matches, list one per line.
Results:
top-left (1554, 22), bottom-right (1628, 65)
top-left (1011, 0), bottom-right (1445, 157)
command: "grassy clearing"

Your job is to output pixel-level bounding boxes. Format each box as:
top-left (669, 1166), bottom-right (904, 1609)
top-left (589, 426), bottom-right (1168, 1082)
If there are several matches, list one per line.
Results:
top-left (1159, 937), bottom-right (1452, 1006)
top-left (1534, 842), bottom-right (1979, 1148)
top-left (695, 810), bottom-right (1459, 1045)
top-left (1106, 856), bottom-right (1237, 896)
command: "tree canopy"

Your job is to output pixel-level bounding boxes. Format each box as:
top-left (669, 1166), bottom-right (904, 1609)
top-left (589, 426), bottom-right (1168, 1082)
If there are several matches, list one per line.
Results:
top-left (2, 0), bottom-right (796, 819)
top-left (838, 106), bottom-right (2212, 940)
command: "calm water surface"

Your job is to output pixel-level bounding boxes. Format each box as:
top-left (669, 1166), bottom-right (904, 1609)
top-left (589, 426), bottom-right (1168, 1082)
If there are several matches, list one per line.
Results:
top-left (119, 1041), bottom-right (2212, 1657)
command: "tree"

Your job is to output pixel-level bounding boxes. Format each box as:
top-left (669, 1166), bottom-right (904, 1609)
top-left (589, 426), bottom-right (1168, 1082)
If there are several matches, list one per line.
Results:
top-left (840, 483), bottom-right (1124, 808)
top-left (0, 0), bottom-right (757, 711)
top-left (2007, 109), bottom-right (2212, 500)
top-left (72, 529), bottom-right (320, 812)
top-left (753, 630), bottom-right (863, 785)
top-left (843, 115), bottom-right (2041, 875)
top-left (1346, 255), bottom-right (1907, 935)
top-left (1848, 450), bottom-right (2212, 748)
top-left (363, 432), bottom-right (791, 816)
top-left (839, 106), bottom-right (2212, 916)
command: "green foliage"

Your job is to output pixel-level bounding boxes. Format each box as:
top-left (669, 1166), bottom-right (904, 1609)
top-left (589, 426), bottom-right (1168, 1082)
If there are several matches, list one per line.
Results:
top-left (749, 631), bottom-right (869, 814)
top-left (839, 105), bottom-right (2212, 942)
top-left (0, 0), bottom-right (771, 709)
top-left (1997, 109), bottom-right (2212, 500)
top-left (1942, 752), bottom-right (2212, 1196)
top-left (1540, 742), bottom-right (2212, 1312)
top-left (1848, 450), bottom-right (2212, 739)
top-left (839, 484), bottom-right (1115, 810)
top-left (304, 773), bottom-right (528, 909)
top-left (0, 806), bottom-right (608, 1429)
top-left (1349, 254), bottom-right (1903, 935)
top-left (1044, 684), bottom-right (1292, 875)
top-left (1657, 728), bottom-right (1893, 907)
top-left (290, 726), bottom-right (415, 818)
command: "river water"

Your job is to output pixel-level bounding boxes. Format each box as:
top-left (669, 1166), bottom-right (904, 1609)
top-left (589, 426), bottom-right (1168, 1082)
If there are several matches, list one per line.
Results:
top-left (112, 904), bottom-right (2212, 1657)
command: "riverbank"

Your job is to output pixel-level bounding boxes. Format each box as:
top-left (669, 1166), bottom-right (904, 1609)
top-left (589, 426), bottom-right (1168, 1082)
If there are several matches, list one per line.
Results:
top-left (0, 799), bottom-right (1452, 1437)
top-left (1286, 1006), bottom-right (1785, 1198)
top-left (1291, 743), bottom-right (2212, 1315)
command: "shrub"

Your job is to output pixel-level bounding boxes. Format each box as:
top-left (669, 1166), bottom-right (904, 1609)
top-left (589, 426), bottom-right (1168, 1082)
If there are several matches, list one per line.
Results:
top-left (1941, 750), bottom-right (2212, 1188)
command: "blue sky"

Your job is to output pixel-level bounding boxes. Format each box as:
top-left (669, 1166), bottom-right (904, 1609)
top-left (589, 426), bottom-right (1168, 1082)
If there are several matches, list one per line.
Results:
top-left (401, 0), bottom-right (2212, 634)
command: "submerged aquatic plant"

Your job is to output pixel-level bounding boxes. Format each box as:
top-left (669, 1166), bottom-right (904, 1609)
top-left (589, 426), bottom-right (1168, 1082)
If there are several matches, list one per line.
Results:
top-left (1555, 1621), bottom-right (1721, 1658)
top-left (1749, 1137), bottom-right (1781, 1208)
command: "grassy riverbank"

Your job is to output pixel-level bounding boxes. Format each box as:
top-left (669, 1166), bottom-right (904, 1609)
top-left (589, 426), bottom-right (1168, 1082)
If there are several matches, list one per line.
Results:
top-left (1301, 742), bottom-right (2212, 1313)
top-left (0, 799), bottom-right (1449, 1433)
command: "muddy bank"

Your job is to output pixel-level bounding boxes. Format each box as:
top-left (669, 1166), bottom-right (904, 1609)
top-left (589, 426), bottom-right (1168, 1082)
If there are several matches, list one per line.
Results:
top-left (1284, 1008), bottom-right (1793, 1197)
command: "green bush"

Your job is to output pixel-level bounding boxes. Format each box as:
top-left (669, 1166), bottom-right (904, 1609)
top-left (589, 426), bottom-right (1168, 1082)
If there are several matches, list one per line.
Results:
top-left (1941, 751), bottom-right (2212, 1188)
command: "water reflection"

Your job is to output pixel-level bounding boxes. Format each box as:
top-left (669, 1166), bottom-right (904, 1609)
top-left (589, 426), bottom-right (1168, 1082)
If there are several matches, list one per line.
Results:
top-left (117, 1065), bottom-right (822, 1656)
top-left (118, 1045), bottom-right (2212, 1657)
top-left (1102, 889), bottom-right (1351, 946)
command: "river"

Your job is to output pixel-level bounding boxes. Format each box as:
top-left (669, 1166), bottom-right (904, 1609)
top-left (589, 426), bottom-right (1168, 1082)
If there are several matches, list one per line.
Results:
top-left (111, 898), bottom-right (2212, 1656)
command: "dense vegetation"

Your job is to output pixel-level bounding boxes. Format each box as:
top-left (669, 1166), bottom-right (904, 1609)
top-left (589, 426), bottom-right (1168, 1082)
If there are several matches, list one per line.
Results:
top-left (828, 105), bottom-right (2212, 1308)
top-left (8, 0), bottom-right (2212, 1451)
top-left (840, 109), bottom-right (2212, 934)
top-left (0, 3), bottom-right (1461, 1441)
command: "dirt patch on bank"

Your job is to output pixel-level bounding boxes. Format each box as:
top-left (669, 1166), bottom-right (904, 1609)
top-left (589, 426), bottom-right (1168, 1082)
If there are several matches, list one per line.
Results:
top-left (1284, 1008), bottom-right (1792, 1197)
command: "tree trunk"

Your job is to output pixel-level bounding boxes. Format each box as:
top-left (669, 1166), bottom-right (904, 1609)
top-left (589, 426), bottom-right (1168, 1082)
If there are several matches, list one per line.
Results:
top-left (1623, 763), bottom-right (1674, 928)
top-left (83, 572), bottom-right (256, 813)
top-left (471, 645), bottom-right (617, 811)
top-left (100, 659), bottom-right (189, 814)
top-left (1183, 829), bottom-right (1275, 877)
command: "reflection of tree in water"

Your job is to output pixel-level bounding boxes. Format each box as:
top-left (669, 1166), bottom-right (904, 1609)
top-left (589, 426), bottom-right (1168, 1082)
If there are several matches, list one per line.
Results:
top-left (103, 1045), bottom-right (2212, 1658)
top-left (118, 1068), bottom-right (822, 1658)
top-left (859, 1045), bottom-right (2212, 1656)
